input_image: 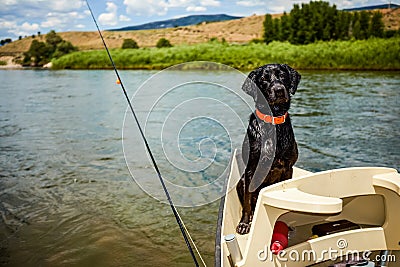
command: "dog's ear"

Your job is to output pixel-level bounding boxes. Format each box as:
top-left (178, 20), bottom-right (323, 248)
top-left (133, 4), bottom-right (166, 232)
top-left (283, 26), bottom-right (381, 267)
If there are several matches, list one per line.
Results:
top-left (242, 69), bottom-right (260, 99)
top-left (284, 64), bottom-right (301, 95)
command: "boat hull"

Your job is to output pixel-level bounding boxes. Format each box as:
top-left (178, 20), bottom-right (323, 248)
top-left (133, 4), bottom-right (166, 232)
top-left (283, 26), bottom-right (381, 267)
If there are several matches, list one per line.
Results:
top-left (215, 149), bottom-right (400, 267)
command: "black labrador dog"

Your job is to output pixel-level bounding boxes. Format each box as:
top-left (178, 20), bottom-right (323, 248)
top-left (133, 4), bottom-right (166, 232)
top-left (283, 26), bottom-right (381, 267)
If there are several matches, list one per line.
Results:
top-left (236, 64), bottom-right (301, 234)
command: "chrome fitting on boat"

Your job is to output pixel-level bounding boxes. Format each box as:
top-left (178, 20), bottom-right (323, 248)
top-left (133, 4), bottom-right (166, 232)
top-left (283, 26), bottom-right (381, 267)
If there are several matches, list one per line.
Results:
top-left (224, 234), bottom-right (243, 265)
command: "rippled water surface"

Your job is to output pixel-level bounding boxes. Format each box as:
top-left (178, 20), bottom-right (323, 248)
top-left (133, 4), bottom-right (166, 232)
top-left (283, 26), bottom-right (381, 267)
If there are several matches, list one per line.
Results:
top-left (0, 69), bottom-right (399, 266)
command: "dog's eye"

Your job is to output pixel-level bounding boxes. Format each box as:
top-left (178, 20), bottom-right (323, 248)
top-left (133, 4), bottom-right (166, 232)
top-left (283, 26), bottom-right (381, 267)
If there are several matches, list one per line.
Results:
top-left (279, 73), bottom-right (286, 80)
top-left (260, 75), bottom-right (268, 83)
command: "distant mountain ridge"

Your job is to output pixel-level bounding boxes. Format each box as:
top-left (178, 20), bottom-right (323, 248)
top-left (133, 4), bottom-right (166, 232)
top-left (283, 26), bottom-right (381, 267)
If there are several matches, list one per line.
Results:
top-left (343, 3), bottom-right (400, 11)
top-left (111, 14), bottom-right (242, 31)
top-left (111, 4), bottom-right (399, 31)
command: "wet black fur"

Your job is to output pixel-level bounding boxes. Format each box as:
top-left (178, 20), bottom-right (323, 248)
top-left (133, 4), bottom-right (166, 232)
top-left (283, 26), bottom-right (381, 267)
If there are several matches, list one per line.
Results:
top-left (236, 64), bottom-right (301, 235)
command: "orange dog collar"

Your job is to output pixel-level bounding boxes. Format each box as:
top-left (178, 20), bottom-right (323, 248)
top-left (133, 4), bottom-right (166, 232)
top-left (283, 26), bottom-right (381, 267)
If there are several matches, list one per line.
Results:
top-left (255, 109), bottom-right (288, 125)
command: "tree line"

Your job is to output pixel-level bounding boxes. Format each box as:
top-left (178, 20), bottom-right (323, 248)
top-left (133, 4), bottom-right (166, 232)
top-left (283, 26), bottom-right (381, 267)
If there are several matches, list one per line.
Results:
top-left (0, 38), bottom-right (12, 46)
top-left (23, 30), bottom-right (77, 66)
top-left (263, 1), bottom-right (398, 45)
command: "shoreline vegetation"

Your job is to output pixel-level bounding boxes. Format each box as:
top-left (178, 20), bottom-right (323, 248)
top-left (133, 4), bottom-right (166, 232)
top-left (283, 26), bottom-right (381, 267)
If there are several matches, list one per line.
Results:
top-left (52, 37), bottom-right (400, 71)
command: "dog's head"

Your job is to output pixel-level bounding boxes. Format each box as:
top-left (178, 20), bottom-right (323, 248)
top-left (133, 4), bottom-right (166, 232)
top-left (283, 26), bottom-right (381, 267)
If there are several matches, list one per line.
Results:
top-left (242, 64), bottom-right (301, 115)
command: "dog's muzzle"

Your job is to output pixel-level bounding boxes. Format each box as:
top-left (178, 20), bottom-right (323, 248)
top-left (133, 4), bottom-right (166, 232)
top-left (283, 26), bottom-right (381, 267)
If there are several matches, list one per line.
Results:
top-left (269, 83), bottom-right (289, 104)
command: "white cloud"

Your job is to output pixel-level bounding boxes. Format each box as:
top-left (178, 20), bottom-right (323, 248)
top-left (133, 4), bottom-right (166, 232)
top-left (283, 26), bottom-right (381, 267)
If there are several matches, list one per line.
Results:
top-left (0, 0), bottom-right (89, 39)
top-left (119, 15), bottom-right (131, 22)
top-left (123, 0), bottom-right (169, 16)
top-left (186, 6), bottom-right (207, 12)
top-left (200, 0), bottom-right (220, 7)
top-left (68, 12), bottom-right (82, 19)
top-left (21, 22), bottom-right (39, 31)
top-left (41, 16), bottom-right (63, 28)
top-left (3, 0), bottom-right (17, 5)
top-left (0, 19), bottom-right (40, 38)
top-left (236, 0), bottom-right (266, 7)
top-left (342, 0), bottom-right (353, 7)
top-left (235, 0), bottom-right (309, 13)
top-left (40, 9), bottom-right (87, 30)
top-left (99, 2), bottom-right (118, 26)
top-left (49, 0), bottom-right (85, 12)
top-left (269, 5), bottom-right (285, 13)
top-left (0, 0), bottom-right (85, 16)
top-left (0, 20), bottom-right (17, 30)
top-left (333, 0), bottom-right (371, 9)
top-left (168, 0), bottom-right (192, 8)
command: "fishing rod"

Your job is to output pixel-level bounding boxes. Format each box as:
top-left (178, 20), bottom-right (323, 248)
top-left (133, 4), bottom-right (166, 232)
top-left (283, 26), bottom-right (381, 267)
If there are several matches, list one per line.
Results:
top-left (84, 1), bottom-right (200, 266)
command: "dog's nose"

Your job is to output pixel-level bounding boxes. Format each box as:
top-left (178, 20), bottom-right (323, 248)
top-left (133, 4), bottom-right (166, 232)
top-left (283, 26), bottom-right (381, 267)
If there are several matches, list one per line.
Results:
top-left (274, 84), bottom-right (287, 97)
top-left (270, 83), bottom-right (289, 104)
top-left (276, 88), bottom-right (285, 98)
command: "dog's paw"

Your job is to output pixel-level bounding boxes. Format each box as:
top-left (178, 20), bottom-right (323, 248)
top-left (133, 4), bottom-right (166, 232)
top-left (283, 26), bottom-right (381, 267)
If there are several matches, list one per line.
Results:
top-left (236, 222), bottom-right (251, 235)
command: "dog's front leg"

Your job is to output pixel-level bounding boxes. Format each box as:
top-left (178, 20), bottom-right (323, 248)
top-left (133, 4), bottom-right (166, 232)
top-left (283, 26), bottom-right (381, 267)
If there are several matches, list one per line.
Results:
top-left (236, 168), bottom-right (254, 234)
top-left (237, 141), bottom-right (260, 234)
top-left (236, 119), bottom-right (262, 234)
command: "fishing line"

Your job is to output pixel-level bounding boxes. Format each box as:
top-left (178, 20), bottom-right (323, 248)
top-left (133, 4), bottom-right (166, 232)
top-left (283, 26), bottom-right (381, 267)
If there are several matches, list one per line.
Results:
top-left (84, 1), bottom-right (201, 266)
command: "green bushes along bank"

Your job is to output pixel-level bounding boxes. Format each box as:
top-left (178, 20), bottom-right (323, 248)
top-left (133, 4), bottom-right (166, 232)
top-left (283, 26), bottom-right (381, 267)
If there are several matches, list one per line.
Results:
top-left (52, 37), bottom-right (400, 70)
top-left (23, 30), bottom-right (77, 67)
top-left (263, 1), bottom-right (394, 45)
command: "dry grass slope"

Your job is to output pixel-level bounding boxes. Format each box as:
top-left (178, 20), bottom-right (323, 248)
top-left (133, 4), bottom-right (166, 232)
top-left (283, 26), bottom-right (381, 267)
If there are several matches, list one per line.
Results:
top-left (0, 14), bottom-right (265, 55)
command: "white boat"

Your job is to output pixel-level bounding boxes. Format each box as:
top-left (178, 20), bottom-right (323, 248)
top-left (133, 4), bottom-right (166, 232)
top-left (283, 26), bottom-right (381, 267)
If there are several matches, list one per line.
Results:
top-left (215, 149), bottom-right (400, 267)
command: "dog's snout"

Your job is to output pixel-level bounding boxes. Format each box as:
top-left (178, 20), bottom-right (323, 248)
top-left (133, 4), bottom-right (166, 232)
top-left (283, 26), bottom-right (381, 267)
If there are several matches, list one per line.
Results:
top-left (275, 84), bottom-right (286, 96)
top-left (270, 83), bottom-right (288, 103)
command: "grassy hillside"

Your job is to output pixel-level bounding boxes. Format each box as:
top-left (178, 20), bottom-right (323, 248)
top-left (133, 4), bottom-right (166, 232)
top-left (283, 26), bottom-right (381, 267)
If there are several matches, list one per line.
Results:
top-left (51, 37), bottom-right (400, 71)
top-left (0, 14), bottom-right (265, 54)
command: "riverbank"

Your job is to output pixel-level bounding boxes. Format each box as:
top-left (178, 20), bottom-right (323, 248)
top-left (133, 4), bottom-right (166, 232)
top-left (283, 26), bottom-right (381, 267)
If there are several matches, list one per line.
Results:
top-left (51, 37), bottom-right (400, 71)
top-left (0, 56), bottom-right (22, 69)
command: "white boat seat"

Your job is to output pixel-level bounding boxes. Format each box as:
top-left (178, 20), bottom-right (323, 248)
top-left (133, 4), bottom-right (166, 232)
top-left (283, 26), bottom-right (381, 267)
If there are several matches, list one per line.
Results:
top-left (373, 171), bottom-right (400, 194)
top-left (263, 187), bottom-right (342, 213)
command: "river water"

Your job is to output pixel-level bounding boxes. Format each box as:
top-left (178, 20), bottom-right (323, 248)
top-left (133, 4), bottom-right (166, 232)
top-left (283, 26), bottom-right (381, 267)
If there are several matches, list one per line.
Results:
top-left (0, 68), bottom-right (399, 266)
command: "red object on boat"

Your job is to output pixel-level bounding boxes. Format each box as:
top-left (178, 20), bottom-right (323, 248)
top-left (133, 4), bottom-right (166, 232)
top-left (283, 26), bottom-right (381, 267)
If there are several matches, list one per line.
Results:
top-left (270, 221), bottom-right (289, 255)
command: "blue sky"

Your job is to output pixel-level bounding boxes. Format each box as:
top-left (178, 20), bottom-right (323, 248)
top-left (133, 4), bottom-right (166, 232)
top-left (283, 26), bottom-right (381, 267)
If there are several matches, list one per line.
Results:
top-left (0, 0), bottom-right (392, 41)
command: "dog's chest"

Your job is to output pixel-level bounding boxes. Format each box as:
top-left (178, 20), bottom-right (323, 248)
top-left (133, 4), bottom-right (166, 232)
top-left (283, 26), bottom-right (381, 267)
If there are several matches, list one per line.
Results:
top-left (275, 123), bottom-right (295, 154)
top-left (259, 122), bottom-right (295, 156)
